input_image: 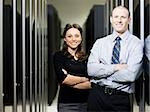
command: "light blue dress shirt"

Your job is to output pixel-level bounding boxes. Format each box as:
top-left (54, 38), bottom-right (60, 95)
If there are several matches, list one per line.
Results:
top-left (87, 30), bottom-right (143, 93)
top-left (145, 35), bottom-right (150, 60)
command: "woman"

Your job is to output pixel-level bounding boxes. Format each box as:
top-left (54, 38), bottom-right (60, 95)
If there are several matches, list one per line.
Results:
top-left (53, 23), bottom-right (91, 112)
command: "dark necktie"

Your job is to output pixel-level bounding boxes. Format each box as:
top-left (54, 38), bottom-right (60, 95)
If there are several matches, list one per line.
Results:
top-left (111, 37), bottom-right (121, 64)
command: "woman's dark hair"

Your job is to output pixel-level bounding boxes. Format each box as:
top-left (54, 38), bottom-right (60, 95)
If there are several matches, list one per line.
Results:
top-left (62, 23), bottom-right (87, 61)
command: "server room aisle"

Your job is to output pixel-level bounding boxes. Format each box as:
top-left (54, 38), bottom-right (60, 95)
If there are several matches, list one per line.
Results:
top-left (47, 87), bottom-right (59, 112)
top-left (46, 96), bottom-right (150, 112)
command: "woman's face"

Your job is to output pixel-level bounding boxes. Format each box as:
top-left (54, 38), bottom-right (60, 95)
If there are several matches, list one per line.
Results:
top-left (64, 28), bottom-right (82, 50)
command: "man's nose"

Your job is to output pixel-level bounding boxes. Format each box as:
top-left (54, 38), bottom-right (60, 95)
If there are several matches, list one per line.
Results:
top-left (117, 17), bottom-right (122, 22)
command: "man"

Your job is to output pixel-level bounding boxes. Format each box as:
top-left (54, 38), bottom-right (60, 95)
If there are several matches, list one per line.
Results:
top-left (145, 35), bottom-right (150, 60)
top-left (87, 6), bottom-right (143, 112)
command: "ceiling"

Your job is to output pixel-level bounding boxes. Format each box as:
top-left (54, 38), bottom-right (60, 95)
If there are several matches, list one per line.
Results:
top-left (47, 0), bottom-right (106, 28)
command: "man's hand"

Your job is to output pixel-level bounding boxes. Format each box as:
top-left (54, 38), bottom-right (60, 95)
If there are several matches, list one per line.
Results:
top-left (114, 64), bottom-right (128, 71)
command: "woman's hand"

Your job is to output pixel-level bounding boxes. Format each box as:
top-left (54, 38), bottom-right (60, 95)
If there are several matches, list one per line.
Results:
top-left (72, 81), bottom-right (91, 89)
top-left (61, 68), bottom-right (89, 86)
top-left (62, 68), bottom-right (68, 75)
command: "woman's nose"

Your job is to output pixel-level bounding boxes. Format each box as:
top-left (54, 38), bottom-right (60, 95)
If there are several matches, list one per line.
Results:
top-left (72, 37), bottom-right (76, 40)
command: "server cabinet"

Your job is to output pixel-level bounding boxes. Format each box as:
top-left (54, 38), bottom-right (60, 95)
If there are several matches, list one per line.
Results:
top-left (3, 4), bottom-right (24, 105)
top-left (85, 5), bottom-right (106, 54)
top-left (134, 0), bottom-right (150, 107)
top-left (145, 2), bottom-right (150, 37)
top-left (133, 0), bottom-right (149, 38)
top-left (144, 56), bottom-right (150, 105)
top-left (1, 1), bottom-right (48, 112)
top-left (133, 0), bottom-right (141, 106)
top-left (16, 6), bottom-right (23, 106)
top-left (25, 17), bottom-right (30, 102)
top-left (47, 5), bottom-right (61, 105)
top-left (133, 0), bottom-right (140, 38)
top-left (3, 5), bottom-right (13, 105)
top-left (3, 4), bottom-right (27, 106)
top-left (144, 0), bottom-right (150, 105)
top-left (0, 1), bottom-right (3, 112)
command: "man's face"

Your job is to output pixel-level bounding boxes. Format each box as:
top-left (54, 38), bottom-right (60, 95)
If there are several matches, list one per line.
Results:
top-left (110, 7), bottom-right (131, 35)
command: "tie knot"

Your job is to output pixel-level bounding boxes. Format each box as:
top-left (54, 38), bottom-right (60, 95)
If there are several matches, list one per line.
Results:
top-left (115, 37), bottom-right (121, 41)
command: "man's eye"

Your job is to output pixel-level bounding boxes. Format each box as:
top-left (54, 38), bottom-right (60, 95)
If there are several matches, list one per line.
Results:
top-left (113, 16), bottom-right (118, 18)
top-left (121, 16), bottom-right (127, 19)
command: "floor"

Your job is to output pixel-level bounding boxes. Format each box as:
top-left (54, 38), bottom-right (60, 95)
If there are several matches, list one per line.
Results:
top-left (47, 90), bottom-right (58, 112)
top-left (4, 89), bottom-right (150, 112)
top-left (47, 91), bottom-right (150, 112)
top-left (4, 99), bottom-right (150, 112)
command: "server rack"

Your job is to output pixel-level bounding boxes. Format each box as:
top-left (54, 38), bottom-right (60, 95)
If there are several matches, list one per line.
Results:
top-left (144, 55), bottom-right (150, 105)
top-left (133, 1), bottom-right (150, 112)
top-left (85, 5), bottom-right (106, 54)
top-left (47, 5), bottom-right (61, 105)
top-left (144, 0), bottom-right (150, 106)
top-left (0, 0), bottom-right (3, 111)
top-left (0, 0), bottom-right (48, 112)
top-left (3, 5), bottom-right (13, 106)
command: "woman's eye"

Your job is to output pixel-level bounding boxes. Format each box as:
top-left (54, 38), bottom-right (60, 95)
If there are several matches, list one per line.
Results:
top-left (67, 35), bottom-right (72, 38)
top-left (75, 35), bottom-right (79, 37)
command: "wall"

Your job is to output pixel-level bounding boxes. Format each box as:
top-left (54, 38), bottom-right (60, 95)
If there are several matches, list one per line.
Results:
top-left (47, 0), bottom-right (106, 29)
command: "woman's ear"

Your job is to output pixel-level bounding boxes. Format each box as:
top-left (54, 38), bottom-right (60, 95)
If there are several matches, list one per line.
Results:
top-left (64, 38), bottom-right (66, 42)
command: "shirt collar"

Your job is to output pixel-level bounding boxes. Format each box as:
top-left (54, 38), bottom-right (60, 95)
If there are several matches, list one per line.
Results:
top-left (111, 30), bottom-right (130, 42)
